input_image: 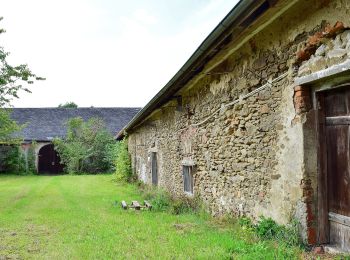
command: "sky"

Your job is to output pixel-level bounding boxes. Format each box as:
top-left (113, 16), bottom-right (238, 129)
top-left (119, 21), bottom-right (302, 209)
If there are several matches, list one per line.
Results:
top-left (1, 0), bottom-right (239, 108)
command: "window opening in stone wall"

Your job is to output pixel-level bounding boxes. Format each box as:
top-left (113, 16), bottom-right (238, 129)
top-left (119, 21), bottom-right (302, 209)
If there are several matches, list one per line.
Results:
top-left (151, 152), bottom-right (158, 185)
top-left (183, 165), bottom-right (193, 194)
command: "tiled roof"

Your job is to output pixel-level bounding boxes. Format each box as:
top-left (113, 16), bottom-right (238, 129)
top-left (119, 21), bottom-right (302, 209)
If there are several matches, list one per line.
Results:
top-left (10, 107), bottom-right (140, 141)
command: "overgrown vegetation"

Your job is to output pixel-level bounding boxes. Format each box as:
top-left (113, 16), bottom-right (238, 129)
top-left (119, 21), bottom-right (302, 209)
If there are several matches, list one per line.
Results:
top-left (0, 174), bottom-right (305, 259)
top-left (135, 180), bottom-right (306, 258)
top-left (0, 17), bottom-right (43, 174)
top-left (0, 110), bottom-right (21, 143)
top-left (138, 183), bottom-right (205, 215)
top-left (0, 109), bottom-right (35, 175)
top-left (53, 117), bottom-right (117, 174)
top-left (78, 137), bottom-right (304, 257)
top-left (115, 138), bottom-right (132, 181)
top-left (239, 216), bottom-right (303, 247)
top-left (139, 182), bottom-right (305, 253)
top-left (0, 143), bottom-right (36, 174)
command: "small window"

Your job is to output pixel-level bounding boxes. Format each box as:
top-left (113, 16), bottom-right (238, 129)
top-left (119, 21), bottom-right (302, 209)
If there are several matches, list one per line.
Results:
top-left (183, 166), bottom-right (193, 194)
top-left (151, 152), bottom-right (158, 185)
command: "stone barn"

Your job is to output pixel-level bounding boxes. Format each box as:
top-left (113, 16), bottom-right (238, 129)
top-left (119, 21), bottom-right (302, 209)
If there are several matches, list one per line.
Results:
top-left (9, 107), bottom-right (140, 174)
top-left (117, 0), bottom-right (350, 251)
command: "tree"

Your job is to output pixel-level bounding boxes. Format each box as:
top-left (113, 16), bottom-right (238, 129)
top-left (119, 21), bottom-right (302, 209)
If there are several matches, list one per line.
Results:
top-left (58, 102), bottom-right (78, 108)
top-left (0, 109), bottom-right (20, 143)
top-left (53, 117), bottom-right (117, 174)
top-left (0, 17), bottom-right (43, 141)
top-left (0, 17), bottom-right (43, 174)
top-left (0, 16), bottom-right (43, 140)
top-left (0, 17), bottom-right (44, 108)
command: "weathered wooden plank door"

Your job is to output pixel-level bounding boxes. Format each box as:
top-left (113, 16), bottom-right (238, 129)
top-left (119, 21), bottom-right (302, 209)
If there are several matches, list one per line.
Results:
top-left (151, 152), bottom-right (158, 185)
top-left (38, 144), bottom-right (64, 174)
top-left (318, 86), bottom-right (350, 251)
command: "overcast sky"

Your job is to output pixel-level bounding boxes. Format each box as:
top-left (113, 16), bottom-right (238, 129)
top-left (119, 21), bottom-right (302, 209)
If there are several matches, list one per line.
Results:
top-left (2, 0), bottom-right (238, 108)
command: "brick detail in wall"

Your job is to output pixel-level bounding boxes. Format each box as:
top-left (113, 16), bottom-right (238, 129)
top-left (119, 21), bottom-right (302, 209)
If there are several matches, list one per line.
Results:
top-left (301, 178), bottom-right (317, 245)
top-left (295, 21), bottom-right (345, 65)
top-left (294, 86), bottom-right (312, 115)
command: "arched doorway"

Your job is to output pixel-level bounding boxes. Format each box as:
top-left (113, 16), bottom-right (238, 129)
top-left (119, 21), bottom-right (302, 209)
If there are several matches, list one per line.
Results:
top-left (38, 144), bottom-right (64, 174)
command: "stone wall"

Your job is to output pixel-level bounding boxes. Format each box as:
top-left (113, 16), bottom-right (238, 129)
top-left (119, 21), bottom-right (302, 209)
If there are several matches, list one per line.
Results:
top-left (127, 0), bottom-right (350, 242)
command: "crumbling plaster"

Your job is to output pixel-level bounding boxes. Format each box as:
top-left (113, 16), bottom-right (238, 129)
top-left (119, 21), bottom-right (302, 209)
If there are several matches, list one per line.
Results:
top-left (127, 0), bottom-right (350, 242)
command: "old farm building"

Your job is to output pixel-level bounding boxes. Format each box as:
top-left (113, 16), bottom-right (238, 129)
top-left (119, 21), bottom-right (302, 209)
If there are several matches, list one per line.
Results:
top-left (118, 0), bottom-right (350, 251)
top-left (9, 107), bottom-right (139, 174)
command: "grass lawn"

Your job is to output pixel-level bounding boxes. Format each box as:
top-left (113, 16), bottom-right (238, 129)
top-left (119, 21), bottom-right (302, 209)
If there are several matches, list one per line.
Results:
top-left (0, 174), bottom-right (303, 259)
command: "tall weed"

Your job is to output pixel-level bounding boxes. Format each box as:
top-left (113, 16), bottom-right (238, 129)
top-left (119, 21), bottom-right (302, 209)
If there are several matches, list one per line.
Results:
top-left (138, 183), bottom-right (204, 214)
top-left (239, 216), bottom-right (303, 247)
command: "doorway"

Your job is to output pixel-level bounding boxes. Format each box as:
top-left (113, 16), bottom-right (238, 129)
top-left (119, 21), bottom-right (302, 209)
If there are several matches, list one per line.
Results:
top-left (317, 86), bottom-right (350, 251)
top-left (38, 144), bottom-right (64, 174)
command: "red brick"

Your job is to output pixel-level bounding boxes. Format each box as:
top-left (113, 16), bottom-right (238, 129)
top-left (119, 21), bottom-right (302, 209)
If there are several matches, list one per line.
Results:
top-left (294, 86), bottom-right (303, 92)
top-left (294, 90), bottom-right (310, 98)
top-left (307, 227), bottom-right (317, 245)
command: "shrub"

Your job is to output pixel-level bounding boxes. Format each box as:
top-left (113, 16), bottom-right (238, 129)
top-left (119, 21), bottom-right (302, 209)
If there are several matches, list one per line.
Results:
top-left (53, 117), bottom-right (116, 174)
top-left (171, 195), bottom-right (203, 215)
top-left (150, 190), bottom-right (172, 211)
top-left (238, 216), bottom-right (254, 229)
top-left (138, 183), bottom-right (203, 214)
top-left (137, 183), bottom-right (171, 211)
top-left (0, 145), bottom-right (19, 173)
top-left (115, 138), bottom-right (132, 181)
top-left (104, 142), bottom-right (119, 172)
top-left (276, 219), bottom-right (303, 247)
top-left (0, 144), bottom-right (36, 174)
top-left (239, 216), bottom-right (303, 247)
top-left (255, 216), bottom-right (280, 239)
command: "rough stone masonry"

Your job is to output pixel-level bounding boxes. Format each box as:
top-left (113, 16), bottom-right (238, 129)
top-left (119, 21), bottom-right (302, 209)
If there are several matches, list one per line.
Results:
top-left (125, 0), bottom-right (350, 243)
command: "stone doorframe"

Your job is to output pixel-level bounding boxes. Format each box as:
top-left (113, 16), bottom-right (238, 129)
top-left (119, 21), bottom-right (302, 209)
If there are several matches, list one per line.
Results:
top-left (295, 60), bottom-right (350, 245)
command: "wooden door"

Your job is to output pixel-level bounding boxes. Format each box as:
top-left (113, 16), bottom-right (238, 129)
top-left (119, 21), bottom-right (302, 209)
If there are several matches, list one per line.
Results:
top-left (318, 86), bottom-right (350, 251)
top-left (151, 152), bottom-right (158, 185)
top-left (38, 144), bottom-right (64, 174)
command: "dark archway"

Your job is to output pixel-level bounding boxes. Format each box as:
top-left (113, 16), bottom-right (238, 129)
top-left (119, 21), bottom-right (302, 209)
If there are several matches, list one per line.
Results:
top-left (38, 144), bottom-right (64, 174)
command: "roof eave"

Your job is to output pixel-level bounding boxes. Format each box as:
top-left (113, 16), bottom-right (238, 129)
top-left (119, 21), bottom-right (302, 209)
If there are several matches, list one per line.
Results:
top-left (117, 0), bottom-right (285, 139)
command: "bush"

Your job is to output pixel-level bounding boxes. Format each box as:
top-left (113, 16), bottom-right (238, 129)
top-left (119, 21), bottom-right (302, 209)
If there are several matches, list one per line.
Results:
top-left (149, 190), bottom-right (172, 211)
top-left (239, 216), bottom-right (303, 247)
top-left (137, 183), bottom-right (170, 211)
top-left (171, 195), bottom-right (203, 215)
top-left (255, 216), bottom-right (280, 239)
top-left (138, 183), bottom-right (203, 214)
top-left (53, 117), bottom-right (116, 174)
top-left (0, 144), bottom-right (36, 174)
top-left (115, 138), bottom-right (132, 181)
top-left (238, 216), bottom-right (254, 229)
top-left (104, 142), bottom-right (119, 172)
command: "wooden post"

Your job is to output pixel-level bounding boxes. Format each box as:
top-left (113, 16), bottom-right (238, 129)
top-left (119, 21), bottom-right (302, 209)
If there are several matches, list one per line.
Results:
top-left (121, 201), bottom-right (128, 210)
top-left (131, 201), bottom-right (141, 210)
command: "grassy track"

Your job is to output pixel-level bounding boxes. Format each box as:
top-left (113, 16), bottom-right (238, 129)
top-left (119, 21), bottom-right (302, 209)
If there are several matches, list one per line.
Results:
top-left (0, 175), bottom-right (302, 259)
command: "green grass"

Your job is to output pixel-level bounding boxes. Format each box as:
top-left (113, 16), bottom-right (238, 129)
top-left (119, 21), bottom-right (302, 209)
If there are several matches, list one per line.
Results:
top-left (0, 174), bottom-right (302, 259)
